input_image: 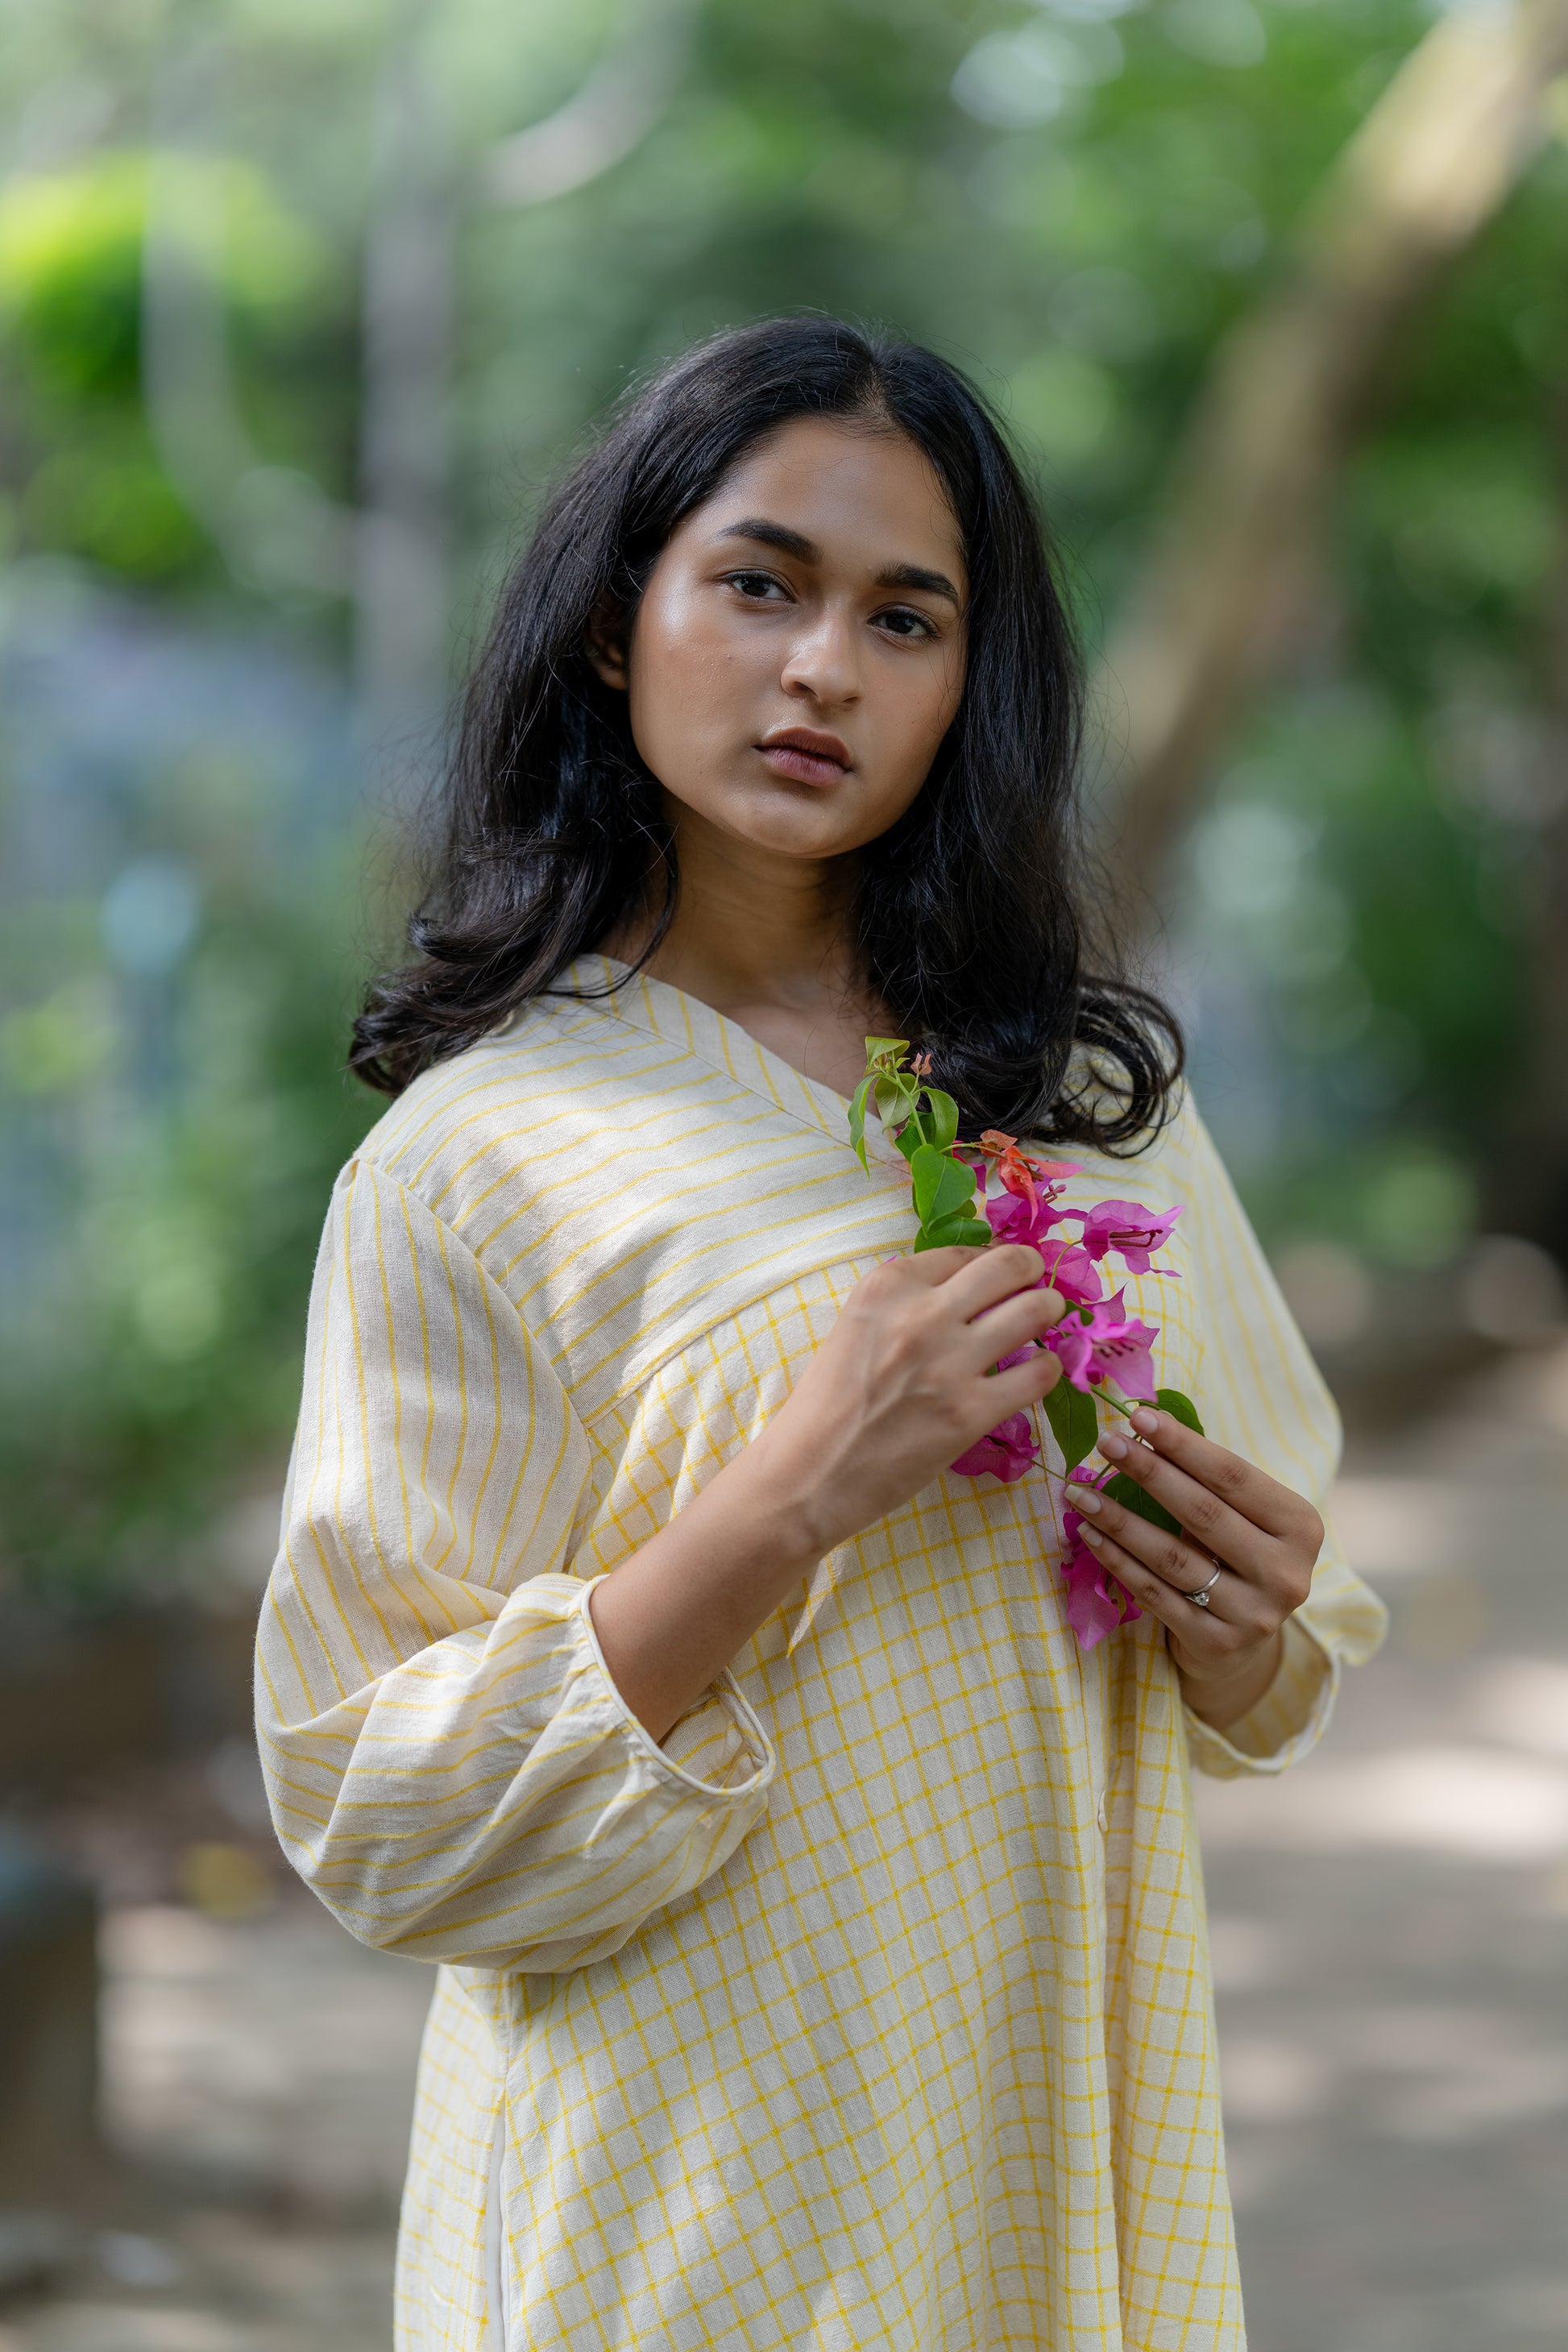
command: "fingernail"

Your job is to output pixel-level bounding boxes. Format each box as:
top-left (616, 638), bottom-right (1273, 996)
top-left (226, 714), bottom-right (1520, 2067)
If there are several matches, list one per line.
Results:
top-left (1130, 1409), bottom-right (1159, 1434)
top-left (1064, 1483), bottom-right (1101, 1512)
top-left (1078, 1523), bottom-right (1103, 1546)
top-left (1099, 1432), bottom-right (1128, 1459)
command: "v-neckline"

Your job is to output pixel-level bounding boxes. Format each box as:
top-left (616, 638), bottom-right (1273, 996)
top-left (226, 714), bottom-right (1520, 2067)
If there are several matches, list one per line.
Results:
top-left (558, 952), bottom-right (896, 1154)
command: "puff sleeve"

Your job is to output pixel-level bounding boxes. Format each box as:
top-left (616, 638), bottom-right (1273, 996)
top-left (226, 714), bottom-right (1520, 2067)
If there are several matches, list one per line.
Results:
top-left (1169, 1100), bottom-right (1388, 1779)
top-left (256, 1156), bottom-right (775, 1971)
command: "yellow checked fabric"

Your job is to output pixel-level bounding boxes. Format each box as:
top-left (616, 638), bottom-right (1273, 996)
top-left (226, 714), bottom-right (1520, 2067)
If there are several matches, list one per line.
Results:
top-left (257, 957), bottom-right (1385, 2352)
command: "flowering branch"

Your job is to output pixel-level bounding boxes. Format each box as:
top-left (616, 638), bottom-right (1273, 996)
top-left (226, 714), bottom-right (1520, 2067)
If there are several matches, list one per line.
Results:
top-left (851, 1037), bottom-right (1206, 1646)
top-left (848, 1039), bottom-right (991, 1250)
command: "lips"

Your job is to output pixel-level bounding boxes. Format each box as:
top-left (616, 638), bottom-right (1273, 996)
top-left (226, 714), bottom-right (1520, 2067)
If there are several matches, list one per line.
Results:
top-left (757, 728), bottom-right (852, 787)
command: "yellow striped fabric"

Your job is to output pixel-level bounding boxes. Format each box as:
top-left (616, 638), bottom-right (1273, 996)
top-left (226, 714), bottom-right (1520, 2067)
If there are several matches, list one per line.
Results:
top-left (257, 956), bottom-right (1385, 2351)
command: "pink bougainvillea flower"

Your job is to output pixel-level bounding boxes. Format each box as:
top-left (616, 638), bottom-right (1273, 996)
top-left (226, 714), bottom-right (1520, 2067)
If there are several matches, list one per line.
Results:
top-left (1061, 1544), bottom-right (1143, 1648)
top-left (1060, 1459), bottom-right (1112, 1550)
top-left (1059, 1462), bottom-right (1143, 1648)
top-left (975, 1130), bottom-right (1081, 1210)
top-left (1088, 1303), bottom-right (1160, 1400)
top-left (984, 1186), bottom-right (1068, 1247)
top-left (981, 1193), bottom-right (1104, 1303)
top-left (981, 1187), bottom-right (1029, 1242)
top-left (1044, 1292), bottom-right (1160, 1400)
top-left (982, 1184), bottom-right (1082, 1255)
top-left (1074, 1198), bottom-right (1183, 1274)
top-left (951, 1411), bottom-right (1039, 1483)
top-left (1035, 1237), bottom-right (1104, 1307)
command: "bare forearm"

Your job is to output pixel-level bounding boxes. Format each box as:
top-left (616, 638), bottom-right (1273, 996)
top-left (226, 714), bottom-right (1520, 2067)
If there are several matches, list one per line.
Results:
top-left (588, 1427), bottom-right (829, 1741)
top-left (590, 1243), bottom-right (1066, 1743)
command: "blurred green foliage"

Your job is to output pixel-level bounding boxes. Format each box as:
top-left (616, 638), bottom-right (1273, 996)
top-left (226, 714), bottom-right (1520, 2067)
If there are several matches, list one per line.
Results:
top-left (2, 0), bottom-right (1563, 1595)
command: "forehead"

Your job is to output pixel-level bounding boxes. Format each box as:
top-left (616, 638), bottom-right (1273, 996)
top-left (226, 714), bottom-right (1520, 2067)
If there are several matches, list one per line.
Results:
top-left (688, 415), bottom-right (966, 579)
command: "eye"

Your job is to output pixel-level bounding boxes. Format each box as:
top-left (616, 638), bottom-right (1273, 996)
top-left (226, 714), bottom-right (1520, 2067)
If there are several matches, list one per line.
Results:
top-left (875, 605), bottom-right (939, 642)
top-left (721, 569), bottom-right (790, 602)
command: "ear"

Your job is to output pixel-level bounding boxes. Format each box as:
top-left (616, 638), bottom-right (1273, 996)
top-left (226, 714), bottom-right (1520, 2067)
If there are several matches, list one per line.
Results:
top-left (584, 597), bottom-right (628, 691)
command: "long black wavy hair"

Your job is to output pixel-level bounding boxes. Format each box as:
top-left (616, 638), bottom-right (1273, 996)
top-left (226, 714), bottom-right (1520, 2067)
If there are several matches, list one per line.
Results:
top-left (351, 315), bottom-right (1180, 1150)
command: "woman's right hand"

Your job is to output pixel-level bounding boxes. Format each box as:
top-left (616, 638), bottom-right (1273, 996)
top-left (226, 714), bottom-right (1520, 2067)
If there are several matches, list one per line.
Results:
top-left (591, 1242), bottom-right (1064, 1740)
top-left (756, 1243), bottom-right (1067, 1555)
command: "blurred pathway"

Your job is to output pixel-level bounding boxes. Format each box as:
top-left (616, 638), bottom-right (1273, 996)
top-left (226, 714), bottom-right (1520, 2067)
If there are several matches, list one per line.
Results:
top-left (1201, 1338), bottom-right (1568, 2352)
top-left (1, 1903), bottom-right (428, 2351)
top-left (3, 1343), bottom-right (1565, 2350)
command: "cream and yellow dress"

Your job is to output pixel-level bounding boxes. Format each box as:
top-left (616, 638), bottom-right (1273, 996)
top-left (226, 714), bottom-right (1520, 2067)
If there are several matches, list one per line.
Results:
top-left (257, 956), bottom-right (1384, 2352)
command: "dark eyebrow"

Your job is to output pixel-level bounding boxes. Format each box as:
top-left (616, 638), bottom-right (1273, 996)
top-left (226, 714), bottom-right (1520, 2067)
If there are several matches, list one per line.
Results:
top-left (874, 561), bottom-right (962, 609)
top-left (717, 517), bottom-right (963, 610)
top-left (717, 518), bottom-right (818, 562)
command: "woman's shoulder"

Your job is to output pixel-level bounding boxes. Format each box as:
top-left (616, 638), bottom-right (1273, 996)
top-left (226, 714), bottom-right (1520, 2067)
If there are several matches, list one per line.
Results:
top-left (1111, 1085), bottom-right (1248, 1230)
top-left (1031, 1081), bottom-right (1217, 1209)
top-left (347, 988), bottom-right (665, 1213)
top-left (334, 983), bottom-right (914, 1419)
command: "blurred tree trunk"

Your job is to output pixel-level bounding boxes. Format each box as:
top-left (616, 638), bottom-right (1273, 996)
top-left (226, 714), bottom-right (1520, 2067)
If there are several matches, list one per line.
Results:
top-left (143, 35), bottom-right (354, 599)
top-left (355, 0), bottom-right (702, 778)
top-left (1495, 374), bottom-right (1568, 1257)
top-left (355, 5), bottom-right (456, 773)
top-left (1096, 0), bottom-right (1568, 915)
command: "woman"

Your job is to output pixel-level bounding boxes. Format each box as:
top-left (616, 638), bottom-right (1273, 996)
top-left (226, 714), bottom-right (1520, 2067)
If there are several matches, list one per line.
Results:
top-left (258, 317), bottom-right (1383, 2351)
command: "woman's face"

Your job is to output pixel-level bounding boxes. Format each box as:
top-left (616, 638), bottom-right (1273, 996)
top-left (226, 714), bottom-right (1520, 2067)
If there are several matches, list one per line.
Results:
top-left (593, 415), bottom-right (969, 862)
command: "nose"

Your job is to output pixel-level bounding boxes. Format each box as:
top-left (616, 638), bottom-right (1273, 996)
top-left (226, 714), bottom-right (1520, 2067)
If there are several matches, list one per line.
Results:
top-left (778, 605), bottom-right (861, 710)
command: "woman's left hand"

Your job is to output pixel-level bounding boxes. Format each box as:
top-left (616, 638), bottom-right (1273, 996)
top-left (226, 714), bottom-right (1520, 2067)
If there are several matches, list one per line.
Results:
top-left (1064, 1407), bottom-right (1324, 1730)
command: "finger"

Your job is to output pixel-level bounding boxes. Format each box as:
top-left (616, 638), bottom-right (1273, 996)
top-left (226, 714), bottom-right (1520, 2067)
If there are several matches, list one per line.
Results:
top-left (985, 1345), bottom-right (1063, 1417)
top-left (933, 1242), bottom-right (1049, 1316)
top-left (1064, 1478), bottom-right (1249, 1615)
top-left (1071, 1520), bottom-right (1260, 1660)
top-left (1122, 1409), bottom-right (1322, 1552)
top-left (895, 1243), bottom-right (1006, 1288)
top-left (1093, 1429), bottom-right (1273, 1584)
top-left (959, 1284), bottom-right (1066, 1371)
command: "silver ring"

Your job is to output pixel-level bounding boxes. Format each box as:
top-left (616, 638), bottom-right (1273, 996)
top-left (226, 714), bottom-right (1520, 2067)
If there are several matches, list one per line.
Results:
top-left (1183, 1563), bottom-right (1223, 1607)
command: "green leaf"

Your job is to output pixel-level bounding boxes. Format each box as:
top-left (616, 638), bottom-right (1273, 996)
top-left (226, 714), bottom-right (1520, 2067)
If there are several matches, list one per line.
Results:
top-left (914, 1212), bottom-right (991, 1252)
top-left (848, 1038), bottom-right (919, 1170)
top-left (1155, 1387), bottom-right (1204, 1434)
top-left (1043, 1376), bottom-right (1098, 1472)
top-left (922, 1087), bottom-right (959, 1154)
top-left (910, 1143), bottom-right (975, 1229)
top-left (848, 1072), bottom-right (874, 1172)
top-left (1104, 1472), bottom-right (1181, 1537)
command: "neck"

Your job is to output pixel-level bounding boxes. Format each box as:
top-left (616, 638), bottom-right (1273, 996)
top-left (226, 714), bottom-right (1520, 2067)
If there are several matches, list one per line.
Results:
top-left (600, 802), bottom-right (892, 1096)
top-left (612, 807), bottom-right (863, 1018)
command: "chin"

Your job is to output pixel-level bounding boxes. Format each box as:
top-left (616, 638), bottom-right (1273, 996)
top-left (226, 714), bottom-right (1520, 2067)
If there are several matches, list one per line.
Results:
top-left (699, 780), bottom-right (865, 860)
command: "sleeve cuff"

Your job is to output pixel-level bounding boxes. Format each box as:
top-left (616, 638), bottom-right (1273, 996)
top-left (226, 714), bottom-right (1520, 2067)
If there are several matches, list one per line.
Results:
top-left (1183, 1614), bottom-right (1338, 1780)
top-left (570, 1574), bottom-right (777, 1803)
